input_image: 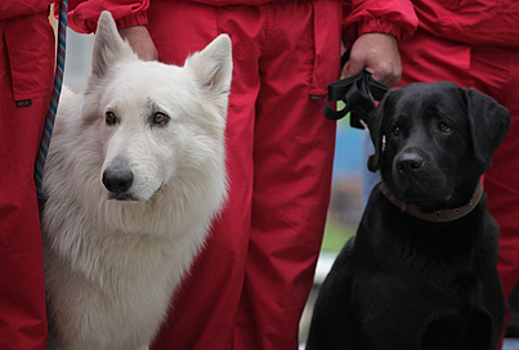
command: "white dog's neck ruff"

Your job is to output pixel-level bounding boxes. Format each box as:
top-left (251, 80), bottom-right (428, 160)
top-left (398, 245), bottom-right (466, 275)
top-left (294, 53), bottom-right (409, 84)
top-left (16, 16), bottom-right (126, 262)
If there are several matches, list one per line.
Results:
top-left (379, 181), bottom-right (484, 223)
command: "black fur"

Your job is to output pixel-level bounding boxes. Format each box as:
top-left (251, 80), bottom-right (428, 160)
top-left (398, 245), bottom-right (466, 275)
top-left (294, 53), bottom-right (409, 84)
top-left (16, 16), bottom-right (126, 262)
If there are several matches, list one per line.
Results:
top-left (306, 82), bottom-right (510, 350)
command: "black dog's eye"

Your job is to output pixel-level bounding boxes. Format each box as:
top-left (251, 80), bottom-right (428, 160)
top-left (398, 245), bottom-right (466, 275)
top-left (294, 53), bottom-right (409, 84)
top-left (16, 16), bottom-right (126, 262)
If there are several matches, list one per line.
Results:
top-left (391, 125), bottom-right (401, 137)
top-left (105, 111), bottom-right (117, 125)
top-left (439, 122), bottom-right (451, 133)
top-left (152, 112), bottom-right (170, 125)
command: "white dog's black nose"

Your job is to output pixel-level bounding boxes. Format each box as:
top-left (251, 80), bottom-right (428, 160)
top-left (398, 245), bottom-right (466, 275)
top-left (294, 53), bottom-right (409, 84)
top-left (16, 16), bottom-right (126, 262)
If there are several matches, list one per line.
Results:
top-left (396, 154), bottom-right (425, 173)
top-left (102, 168), bottom-right (134, 193)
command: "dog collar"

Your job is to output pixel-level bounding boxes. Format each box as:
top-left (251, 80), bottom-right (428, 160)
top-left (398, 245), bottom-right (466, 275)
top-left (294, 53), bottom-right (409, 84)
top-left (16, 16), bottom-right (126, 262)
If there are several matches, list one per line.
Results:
top-left (379, 181), bottom-right (483, 223)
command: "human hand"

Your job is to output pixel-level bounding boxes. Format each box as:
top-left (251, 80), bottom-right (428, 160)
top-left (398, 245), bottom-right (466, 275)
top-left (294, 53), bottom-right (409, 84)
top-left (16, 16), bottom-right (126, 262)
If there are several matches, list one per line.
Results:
top-left (343, 33), bottom-right (401, 87)
top-left (119, 25), bottom-right (158, 61)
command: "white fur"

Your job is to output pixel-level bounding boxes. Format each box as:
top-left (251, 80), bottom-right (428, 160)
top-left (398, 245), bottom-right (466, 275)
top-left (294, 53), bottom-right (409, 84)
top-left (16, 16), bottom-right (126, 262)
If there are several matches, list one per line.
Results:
top-left (42, 11), bottom-right (232, 350)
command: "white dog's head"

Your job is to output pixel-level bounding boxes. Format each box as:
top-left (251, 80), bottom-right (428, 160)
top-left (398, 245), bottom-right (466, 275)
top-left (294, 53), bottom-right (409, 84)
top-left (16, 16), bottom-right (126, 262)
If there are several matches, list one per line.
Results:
top-left (82, 12), bottom-right (232, 202)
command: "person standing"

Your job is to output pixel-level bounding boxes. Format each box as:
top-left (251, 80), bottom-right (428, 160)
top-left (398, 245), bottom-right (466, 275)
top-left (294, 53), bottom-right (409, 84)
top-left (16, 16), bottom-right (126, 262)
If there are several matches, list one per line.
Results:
top-left (66, 0), bottom-right (417, 348)
top-left (0, 2), bottom-right (60, 348)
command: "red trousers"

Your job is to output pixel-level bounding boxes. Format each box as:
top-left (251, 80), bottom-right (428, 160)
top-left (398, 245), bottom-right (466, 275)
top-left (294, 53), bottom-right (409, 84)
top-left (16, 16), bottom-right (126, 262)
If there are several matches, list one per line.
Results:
top-left (0, 12), bottom-right (54, 350)
top-left (147, 1), bottom-right (341, 349)
top-left (399, 29), bottom-right (519, 349)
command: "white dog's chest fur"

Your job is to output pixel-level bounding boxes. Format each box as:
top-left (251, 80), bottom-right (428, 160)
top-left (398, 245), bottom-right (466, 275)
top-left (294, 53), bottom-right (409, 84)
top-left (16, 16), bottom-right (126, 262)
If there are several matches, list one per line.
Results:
top-left (44, 218), bottom-right (203, 350)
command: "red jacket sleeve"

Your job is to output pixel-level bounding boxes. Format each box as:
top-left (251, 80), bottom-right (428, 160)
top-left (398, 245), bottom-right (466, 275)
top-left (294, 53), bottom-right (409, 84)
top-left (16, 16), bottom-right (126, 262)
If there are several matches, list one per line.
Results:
top-left (345, 0), bottom-right (418, 41)
top-left (67, 0), bottom-right (149, 33)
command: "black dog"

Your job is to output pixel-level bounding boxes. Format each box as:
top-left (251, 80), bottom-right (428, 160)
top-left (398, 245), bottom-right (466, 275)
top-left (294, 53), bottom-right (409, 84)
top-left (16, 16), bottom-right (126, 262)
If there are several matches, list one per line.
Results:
top-left (306, 82), bottom-right (510, 350)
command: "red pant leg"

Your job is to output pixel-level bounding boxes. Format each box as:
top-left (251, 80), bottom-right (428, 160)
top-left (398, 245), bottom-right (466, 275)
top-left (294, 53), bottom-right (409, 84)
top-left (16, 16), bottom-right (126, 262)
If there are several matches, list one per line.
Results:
top-left (398, 29), bottom-right (473, 87)
top-left (0, 14), bottom-right (52, 350)
top-left (149, 1), bottom-right (341, 349)
top-left (233, 2), bottom-right (340, 350)
top-left (149, 2), bottom-right (260, 349)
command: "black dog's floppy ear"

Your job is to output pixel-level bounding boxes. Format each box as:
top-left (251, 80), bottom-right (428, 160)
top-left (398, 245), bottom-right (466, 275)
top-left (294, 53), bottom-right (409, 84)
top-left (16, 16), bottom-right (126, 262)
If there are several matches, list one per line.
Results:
top-left (464, 88), bottom-right (511, 170)
top-left (366, 89), bottom-right (399, 172)
top-left (366, 95), bottom-right (387, 172)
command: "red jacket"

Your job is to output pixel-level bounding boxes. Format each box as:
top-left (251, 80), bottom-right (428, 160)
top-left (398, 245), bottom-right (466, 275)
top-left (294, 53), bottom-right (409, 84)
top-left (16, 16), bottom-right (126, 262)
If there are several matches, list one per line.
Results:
top-left (344, 0), bottom-right (519, 48)
top-left (67, 0), bottom-right (418, 42)
top-left (413, 0), bottom-right (519, 47)
top-left (67, 0), bottom-right (519, 49)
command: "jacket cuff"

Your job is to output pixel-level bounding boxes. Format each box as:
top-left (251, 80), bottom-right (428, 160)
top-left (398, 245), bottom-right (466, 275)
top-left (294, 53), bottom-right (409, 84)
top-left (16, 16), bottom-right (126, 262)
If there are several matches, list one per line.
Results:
top-left (115, 11), bottom-right (148, 30)
top-left (356, 17), bottom-right (416, 41)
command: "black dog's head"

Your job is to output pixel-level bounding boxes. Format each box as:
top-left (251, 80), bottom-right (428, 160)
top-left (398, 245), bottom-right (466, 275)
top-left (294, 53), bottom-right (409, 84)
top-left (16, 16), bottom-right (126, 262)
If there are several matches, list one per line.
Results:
top-left (368, 81), bottom-right (510, 212)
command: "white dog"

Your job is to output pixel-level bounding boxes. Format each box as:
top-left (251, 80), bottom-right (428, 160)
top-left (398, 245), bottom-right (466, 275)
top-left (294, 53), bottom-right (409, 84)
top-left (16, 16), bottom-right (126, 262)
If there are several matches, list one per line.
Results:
top-left (41, 11), bottom-right (231, 350)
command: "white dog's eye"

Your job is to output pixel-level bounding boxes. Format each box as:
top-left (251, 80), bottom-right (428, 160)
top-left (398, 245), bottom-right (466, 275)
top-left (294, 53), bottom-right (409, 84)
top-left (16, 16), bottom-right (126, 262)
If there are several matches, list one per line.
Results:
top-left (105, 111), bottom-right (117, 125)
top-left (152, 112), bottom-right (169, 126)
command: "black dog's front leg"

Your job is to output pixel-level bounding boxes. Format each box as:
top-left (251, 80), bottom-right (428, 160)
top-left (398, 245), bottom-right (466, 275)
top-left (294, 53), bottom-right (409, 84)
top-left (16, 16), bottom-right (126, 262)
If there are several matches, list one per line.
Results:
top-left (306, 242), bottom-right (359, 349)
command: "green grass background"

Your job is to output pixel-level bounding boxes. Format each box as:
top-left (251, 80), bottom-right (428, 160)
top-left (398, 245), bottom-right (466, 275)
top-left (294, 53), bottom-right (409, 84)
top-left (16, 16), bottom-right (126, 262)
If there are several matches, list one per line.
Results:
top-left (321, 220), bottom-right (355, 252)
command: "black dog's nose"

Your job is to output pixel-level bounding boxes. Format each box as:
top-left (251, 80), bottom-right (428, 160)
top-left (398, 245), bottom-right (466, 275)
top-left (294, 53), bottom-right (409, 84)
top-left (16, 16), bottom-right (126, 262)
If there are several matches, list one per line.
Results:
top-left (396, 154), bottom-right (424, 173)
top-left (102, 167), bottom-right (134, 193)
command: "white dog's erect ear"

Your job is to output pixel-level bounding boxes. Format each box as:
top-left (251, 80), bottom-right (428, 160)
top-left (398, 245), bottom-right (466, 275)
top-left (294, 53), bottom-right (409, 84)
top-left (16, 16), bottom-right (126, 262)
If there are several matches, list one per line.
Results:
top-left (184, 34), bottom-right (233, 99)
top-left (91, 11), bottom-right (136, 79)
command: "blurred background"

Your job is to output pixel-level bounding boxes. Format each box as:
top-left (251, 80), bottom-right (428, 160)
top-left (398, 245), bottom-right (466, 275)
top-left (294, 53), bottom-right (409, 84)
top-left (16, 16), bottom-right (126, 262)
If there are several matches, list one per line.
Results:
top-left (62, 30), bottom-right (94, 90)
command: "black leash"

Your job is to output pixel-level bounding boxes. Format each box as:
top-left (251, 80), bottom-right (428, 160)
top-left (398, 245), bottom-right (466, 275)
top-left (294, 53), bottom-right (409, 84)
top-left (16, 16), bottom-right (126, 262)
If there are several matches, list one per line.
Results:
top-left (323, 51), bottom-right (390, 129)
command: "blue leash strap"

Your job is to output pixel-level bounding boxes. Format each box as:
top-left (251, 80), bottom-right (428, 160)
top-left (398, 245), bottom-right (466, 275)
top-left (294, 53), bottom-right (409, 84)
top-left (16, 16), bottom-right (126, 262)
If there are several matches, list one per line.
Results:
top-left (35, 0), bottom-right (68, 202)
